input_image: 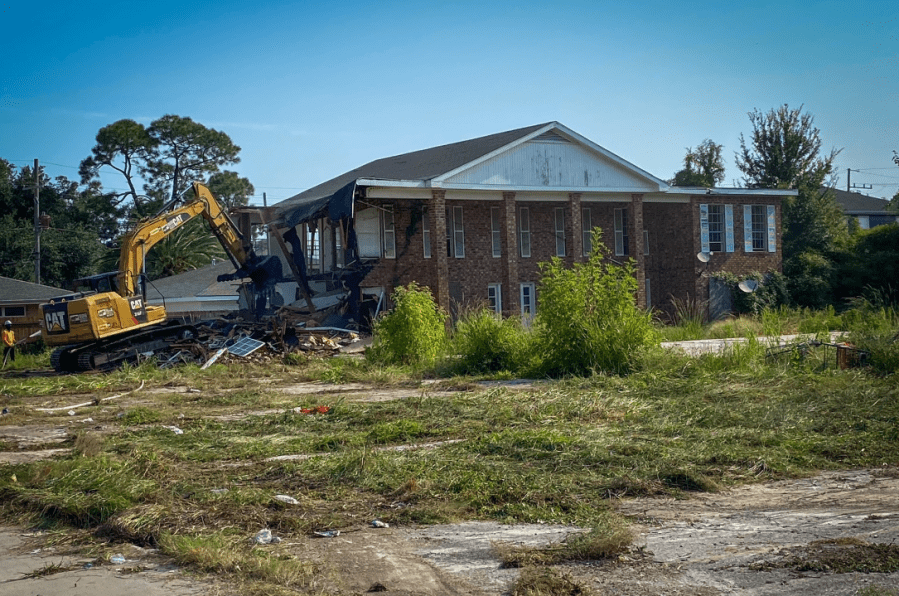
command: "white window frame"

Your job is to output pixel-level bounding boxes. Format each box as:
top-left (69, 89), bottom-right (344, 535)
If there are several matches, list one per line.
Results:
top-left (581, 207), bottom-right (592, 256)
top-left (382, 205), bottom-right (396, 259)
top-left (614, 208), bottom-right (629, 256)
top-left (452, 205), bottom-right (465, 258)
top-left (446, 207), bottom-right (452, 258)
top-left (490, 206), bottom-right (502, 258)
top-left (487, 283), bottom-right (502, 314)
top-left (708, 204), bottom-right (723, 253)
top-left (520, 282), bottom-right (536, 324)
top-left (356, 207), bottom-right (381, 258)
top-left (2, 306), bottom-right (25, 318)
top-left (422, 206), bottom-right (431, 259)
top-left (519, 206), bottom-right (531, 258)
top-left (554, 207), bottom-right (566, 257)
top-left (744, 205), bottom-right (768, 252)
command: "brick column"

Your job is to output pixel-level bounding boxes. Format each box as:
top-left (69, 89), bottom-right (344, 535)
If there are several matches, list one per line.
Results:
top-left (631, 194), bottom-right (646, 308)
top-left (568, 193), bottom-right (582, 261)
top-left (503, 191), bottom-right (519, 314)
top-left (431, 190), bottom-right (450, 312)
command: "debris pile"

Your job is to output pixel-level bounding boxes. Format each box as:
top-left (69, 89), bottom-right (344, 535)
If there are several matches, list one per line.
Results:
top-left (155, 315), bottom-right (364, 369)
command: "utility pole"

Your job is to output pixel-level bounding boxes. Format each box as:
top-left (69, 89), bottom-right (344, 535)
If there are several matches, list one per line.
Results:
top-left (33, 159), bottom-right (41, 284)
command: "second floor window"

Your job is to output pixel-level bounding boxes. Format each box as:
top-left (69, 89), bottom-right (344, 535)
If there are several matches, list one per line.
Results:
top-left (519, 207), bottom-right (531, 258)
top-left (554, 207), bottom-right (566, 257)
top-left (614, 208), bottom-right (629, 256)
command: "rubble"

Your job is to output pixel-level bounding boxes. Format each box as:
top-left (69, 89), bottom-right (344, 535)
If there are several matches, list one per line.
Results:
top-left (153, 313), bottom-right (365, 369)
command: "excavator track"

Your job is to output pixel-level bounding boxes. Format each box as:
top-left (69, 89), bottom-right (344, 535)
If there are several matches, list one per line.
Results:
top-left (50, 323), bottom-right (197, 373)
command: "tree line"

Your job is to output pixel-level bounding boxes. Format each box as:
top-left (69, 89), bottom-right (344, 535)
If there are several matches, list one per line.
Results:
top-left (1, 115), bottom-right (255, 289)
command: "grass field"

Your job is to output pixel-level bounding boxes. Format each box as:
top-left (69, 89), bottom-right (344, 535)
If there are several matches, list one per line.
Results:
top-left (1, 310), bottom-right (897, 594)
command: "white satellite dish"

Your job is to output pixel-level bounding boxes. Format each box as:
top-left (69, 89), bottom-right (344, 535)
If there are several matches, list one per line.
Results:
top-left (738, 279), bottom-right (759, 293)
top-left (696, 251), bottom-right (711, 263)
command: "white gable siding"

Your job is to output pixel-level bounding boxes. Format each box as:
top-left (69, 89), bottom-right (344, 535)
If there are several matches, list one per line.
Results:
top-left (444, 140), bottom-right (656, 190)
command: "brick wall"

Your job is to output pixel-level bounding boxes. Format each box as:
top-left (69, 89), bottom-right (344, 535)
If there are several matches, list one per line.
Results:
top-left (358, 192), bottom-right (782, 320)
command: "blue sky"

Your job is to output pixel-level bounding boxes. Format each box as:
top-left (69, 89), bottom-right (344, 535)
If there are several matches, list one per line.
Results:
top-left (1, 0), bottom-right (897, 205)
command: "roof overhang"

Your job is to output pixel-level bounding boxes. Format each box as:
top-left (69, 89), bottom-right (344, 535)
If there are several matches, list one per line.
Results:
top-left (664, 187), bottom-right (799, 196)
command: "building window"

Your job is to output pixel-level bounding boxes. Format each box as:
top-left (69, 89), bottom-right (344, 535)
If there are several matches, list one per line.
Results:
top-left (3, 306), bottom-right (25, 317)
top-left (520, 282), bottom-right (535, 324)
top-left (491, 206), bottom-right (502, 258)
top-left (554, 207), bottom-right (566, 257)
top-left (519, 206), bottom-right (531, 258)
top-left (422, 206), bottom-right (431, 259)
top-left (614, 208), bottom-right (629, 256)
top-left (445, 206), bottom-right (465, 258)
top-left (487, 283), bottom-right (502, 314)
top-left (751, 205), bottom-right (766, 251)
top-left (643, 229), bottom-right (649, 256)
top-left (582, 208), bottom-right (592, 256)
top-left (453, 206), bottom-right (465, 258)
top-left (857, 215), bottom-right (870, 230)
top-left (645, 278), bottom-right (651, 309)
top-left (356, 207), bottom-right (380, 258)
top-left (708, 204), bottom-right (723, 253)
top-left (382, 206), bottom-right (396, 259)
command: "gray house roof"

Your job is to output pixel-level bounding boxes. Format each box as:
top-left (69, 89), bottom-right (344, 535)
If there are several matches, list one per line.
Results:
top-left (145, 261), bottom-right (242, 302)
top-left (0, 276), bottom-right (69, 303)
top-left (830, 188), bottom-right (894, 214)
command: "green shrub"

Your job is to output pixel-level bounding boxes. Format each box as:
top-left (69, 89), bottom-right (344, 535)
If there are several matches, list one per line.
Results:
top-left (713, 270), bottom-right (791, 315)
top-left (536, 230), bottom-right (657, 376)
top-left (451, 308), bottom-right (531, 374)
top-left (846, 300), bottom-right (899, 375)
top-left (367, 282), bottom-right (447, 367)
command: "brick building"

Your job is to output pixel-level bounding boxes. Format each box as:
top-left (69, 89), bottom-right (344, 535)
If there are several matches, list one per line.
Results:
top-left (272, 122), bottom-right (794, 321)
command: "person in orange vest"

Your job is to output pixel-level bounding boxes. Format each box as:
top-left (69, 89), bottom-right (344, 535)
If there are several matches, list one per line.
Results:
top-left (2, 321), bottom-right (15, 364)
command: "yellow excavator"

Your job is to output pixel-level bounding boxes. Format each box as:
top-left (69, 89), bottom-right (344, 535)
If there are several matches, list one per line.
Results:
top-left (41, 182), bottom-right (281, 372)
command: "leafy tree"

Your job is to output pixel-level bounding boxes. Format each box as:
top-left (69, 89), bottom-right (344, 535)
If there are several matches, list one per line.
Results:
top-left (206, 170), bottom-right (255, 211)
top-left (671, 139), bottom-right (725, 187)
top-left (145, 115), bottom-right (242, 204)
top-left (79, 119), bottom-right (157, 211)
top-left (834, 224), bottom-right (899, 306)
top-left (0, 162), bottom-right (111, 288)
top-left (735, 105), bottom-right (848, 307)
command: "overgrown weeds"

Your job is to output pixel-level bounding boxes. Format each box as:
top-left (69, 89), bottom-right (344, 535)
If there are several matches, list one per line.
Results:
top-left (498, 516), bottom-right (632, 568)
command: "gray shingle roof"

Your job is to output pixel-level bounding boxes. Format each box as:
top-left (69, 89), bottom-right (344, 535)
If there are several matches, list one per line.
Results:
top-left (829, 188), bottom-right (893, 213)
top-left (0, 276), bottom-right (69, 302)
top-left (274, 122), bottom-right (552, 225)
top-left (145, 261), bottom-right (242, 301)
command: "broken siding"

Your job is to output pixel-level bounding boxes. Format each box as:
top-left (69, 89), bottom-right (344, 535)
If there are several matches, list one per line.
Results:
top-left (443, 139), bottom-right (656, 190)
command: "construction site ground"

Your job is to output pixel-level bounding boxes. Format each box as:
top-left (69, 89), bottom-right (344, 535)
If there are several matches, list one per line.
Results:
top-left (1, 377), bottom-right (898, 595)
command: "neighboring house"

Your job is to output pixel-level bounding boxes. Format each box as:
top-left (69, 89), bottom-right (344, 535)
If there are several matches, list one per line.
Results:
top-left (271, 122), bottom-right (795, 321)
top-left (830, 188), bottom-right (898, 230)
top-left (0, 276), bottom-right (70, 341)
top-left (145, 260), bottom-right (300, 321)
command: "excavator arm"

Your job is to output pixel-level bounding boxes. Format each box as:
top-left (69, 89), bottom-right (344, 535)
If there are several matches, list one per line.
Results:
top-left (116, 182), bottom-right (278, 297)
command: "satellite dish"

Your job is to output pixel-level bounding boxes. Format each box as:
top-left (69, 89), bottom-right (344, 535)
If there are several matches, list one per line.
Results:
top-left (696, 251), bottom-right (711, 263)
top-left (738, 279), bottom-right (759, 293)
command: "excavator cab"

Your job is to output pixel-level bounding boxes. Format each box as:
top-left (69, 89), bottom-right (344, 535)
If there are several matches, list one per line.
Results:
top-left (72, 272), bottom-right (150, 302)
